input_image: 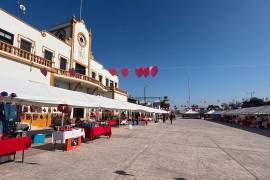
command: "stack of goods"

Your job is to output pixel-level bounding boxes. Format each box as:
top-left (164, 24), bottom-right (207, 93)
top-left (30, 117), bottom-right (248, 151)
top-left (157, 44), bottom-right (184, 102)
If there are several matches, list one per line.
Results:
top-left (82, 121), bottom-right (96, 128)
top-left (99, 120), bottom-right (109, 126)
top-left (54, 125), bottom-right (73, 131)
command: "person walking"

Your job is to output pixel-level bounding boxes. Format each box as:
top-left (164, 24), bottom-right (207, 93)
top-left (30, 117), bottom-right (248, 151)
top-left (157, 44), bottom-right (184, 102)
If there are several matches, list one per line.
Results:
top-left (163, 114), bottom-right (166, 123)
top-left (170, 113), bottom-right (173, 124)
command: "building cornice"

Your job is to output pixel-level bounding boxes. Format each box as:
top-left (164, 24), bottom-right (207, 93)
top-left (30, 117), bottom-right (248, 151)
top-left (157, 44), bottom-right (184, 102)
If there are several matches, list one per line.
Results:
top-left (0, 8), bottom-right (71, 47)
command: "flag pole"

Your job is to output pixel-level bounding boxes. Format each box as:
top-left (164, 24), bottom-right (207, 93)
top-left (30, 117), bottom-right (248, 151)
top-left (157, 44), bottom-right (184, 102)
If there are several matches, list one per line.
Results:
top-left (80, 0), bottom-right (83, 20)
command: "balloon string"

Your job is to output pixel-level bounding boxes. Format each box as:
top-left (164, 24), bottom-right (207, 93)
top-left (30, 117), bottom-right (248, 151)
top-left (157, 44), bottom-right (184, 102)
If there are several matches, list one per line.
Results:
top-left (108, 63), bottom-right (270, 71)
top-left (159, 64), bottom-right (270, 70)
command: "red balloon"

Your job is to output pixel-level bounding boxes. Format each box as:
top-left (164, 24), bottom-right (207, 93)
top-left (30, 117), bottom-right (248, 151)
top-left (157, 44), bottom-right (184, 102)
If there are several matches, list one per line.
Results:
top-left (149, 66), bottom-right (159, 77)
top-left (135, 67), bottom-right (143, 77)
top-left (143, 67), bottom-right (150, 77)
top-left (108, 68), bottom-right (117, 76)
top-left (23, 106), bottom-right (29, 112)
top-left (121, 67), bottom-right (129, 77)
top-left (68, 68), bottom-right (76, 77)
top-left (40, 68), bottom-right (48, 77)
top-left (58, 104), bottom-right (70, 113)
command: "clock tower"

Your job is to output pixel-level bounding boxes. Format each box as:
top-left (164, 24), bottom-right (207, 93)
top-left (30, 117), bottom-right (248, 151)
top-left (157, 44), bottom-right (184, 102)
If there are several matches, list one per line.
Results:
top-left (70, 18), bottom-right (93, 76)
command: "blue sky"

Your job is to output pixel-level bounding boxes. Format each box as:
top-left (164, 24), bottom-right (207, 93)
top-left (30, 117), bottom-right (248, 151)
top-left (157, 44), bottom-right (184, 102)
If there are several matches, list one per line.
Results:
top-left (1, 0), bottom-right (270, 106)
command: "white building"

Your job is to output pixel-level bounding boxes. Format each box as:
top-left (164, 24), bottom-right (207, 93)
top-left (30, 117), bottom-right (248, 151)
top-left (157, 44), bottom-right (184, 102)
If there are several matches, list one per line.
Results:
top-left (0, 8), bottom-right (128, 124)
top-left (0, 8), bottom-right (128, 99)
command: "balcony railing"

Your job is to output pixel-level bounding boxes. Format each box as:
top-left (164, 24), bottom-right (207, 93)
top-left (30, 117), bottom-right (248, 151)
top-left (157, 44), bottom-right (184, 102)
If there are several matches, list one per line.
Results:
top-left (55, 68), bottom-right (106, 89)
top-left (0, 40), bottom-right (127, 95)
top-left (106, 86), bottom-right (128, 95)
top-left (115, 87), bottom-right (128, 95)
top-left (0, 40), bottom-right (53, 68)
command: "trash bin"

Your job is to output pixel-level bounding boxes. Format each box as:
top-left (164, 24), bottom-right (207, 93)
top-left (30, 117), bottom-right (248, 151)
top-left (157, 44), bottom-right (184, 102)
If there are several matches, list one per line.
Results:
top-left (32, 134), bottom-right (45, 144)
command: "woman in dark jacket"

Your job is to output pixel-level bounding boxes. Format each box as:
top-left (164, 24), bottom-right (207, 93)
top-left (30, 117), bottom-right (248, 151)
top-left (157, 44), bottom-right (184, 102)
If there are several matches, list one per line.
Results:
top-left (163, 114), bottom-right (166, 123)
top-left (170, 113), bottom-right (173, 124)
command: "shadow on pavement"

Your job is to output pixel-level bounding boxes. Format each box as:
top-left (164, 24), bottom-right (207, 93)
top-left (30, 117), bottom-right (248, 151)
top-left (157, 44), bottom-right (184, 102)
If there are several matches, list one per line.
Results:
top-left (31, 143), bottom-right (63, 152)
top-left (114, 170), bottom-right (134, 177)
top-left (14, 161), bottom-right (40, 165)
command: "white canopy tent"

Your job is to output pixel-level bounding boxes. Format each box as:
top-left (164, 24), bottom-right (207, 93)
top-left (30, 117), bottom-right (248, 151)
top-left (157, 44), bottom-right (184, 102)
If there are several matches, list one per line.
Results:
top-left (206, 110), bottom-right (215, 114)
top-left (221, 106), bottom-right (270, 116)
top-left (0, 78), bottom-right (168, 114)
top-left (1, 78), bottom-right (100, 108)
top-left (184, 109), bottom-right (199, 114)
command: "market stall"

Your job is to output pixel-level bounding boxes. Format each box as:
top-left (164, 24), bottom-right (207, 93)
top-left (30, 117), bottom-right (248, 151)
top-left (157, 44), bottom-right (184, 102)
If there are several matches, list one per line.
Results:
top-left (0, 136), bottom-right (32, 163)
top-left (214, 106), bottom-right (270, 129)
top-left (83, 121), bottom-right (112, 141)
top-left (0, 101), bottom-right (32, 163)
top-left (204, 110), bottom-right (221, 120)
top-left (108, 119), bottom-right (119, 127)
top-left (52, 127), bottom-right (85, 151)
top-left (1, 78), bottom-right (169, 153)
top-left (182, 109), bottom-right (201, 119)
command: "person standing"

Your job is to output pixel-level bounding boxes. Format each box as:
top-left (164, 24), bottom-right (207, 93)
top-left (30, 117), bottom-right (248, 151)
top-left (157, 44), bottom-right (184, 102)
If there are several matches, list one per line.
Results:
top-left (135, 112), bottom-right (139, 125)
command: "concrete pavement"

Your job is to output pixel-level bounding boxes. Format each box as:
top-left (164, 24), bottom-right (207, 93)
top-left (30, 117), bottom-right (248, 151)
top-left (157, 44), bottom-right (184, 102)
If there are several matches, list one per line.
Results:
top-left (1, 118), bottom-right (270, 180)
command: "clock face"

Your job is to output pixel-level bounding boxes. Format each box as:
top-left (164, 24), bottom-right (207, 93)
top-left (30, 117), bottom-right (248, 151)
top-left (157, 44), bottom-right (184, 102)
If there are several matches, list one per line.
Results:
top-left (77, 32), bottom-right (87, 48)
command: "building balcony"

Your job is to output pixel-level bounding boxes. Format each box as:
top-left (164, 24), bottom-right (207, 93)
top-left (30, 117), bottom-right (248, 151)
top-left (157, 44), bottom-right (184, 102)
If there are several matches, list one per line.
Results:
top-left (0, 40), bottom-right (128, 96)
top-left (106, 86), bottom-right (128, 95)
top-left (54, 68), bottom-right (107, 91)
top-left (115, 87), bottom-right (128, 95)
top-left (0, 40), bottom-right (53, 68)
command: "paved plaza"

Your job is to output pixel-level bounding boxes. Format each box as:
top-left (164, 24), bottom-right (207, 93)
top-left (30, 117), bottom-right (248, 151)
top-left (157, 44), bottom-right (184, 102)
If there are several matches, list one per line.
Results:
top-left (1, 118), bottom-right (270, 180)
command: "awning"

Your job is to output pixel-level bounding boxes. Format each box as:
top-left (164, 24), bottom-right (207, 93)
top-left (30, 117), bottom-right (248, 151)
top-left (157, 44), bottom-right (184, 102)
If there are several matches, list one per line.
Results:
top-left (221, 105), bottom-right (270, 115)
top-left (184, 109), bottom-right (199, 114)
top-left (0, 78), bottom-right (168, 113)
top-left (1, 78), bottom-right (100, 107)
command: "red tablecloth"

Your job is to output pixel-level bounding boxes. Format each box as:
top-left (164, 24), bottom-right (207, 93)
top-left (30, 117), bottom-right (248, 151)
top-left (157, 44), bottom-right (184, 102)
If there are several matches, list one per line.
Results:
top-left (0, 137), bottom-right (32, 156)
top-left (109, 119), bottom-right (119, 126)
top-left (84, 126), bottom-right (112, 140)
top-left (142, 118), bottom-right (149, 125)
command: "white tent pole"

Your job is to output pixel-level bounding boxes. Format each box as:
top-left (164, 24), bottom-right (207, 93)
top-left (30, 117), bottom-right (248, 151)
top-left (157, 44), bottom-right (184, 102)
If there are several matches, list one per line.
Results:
top-left (98, 108), bottom-right (100, 121)
top-left (130, 109), bottom-right (132, 126)
top-left (118, 110), bottom-right (121, 128)
top-left (61, 113), bottom-right (65, 127)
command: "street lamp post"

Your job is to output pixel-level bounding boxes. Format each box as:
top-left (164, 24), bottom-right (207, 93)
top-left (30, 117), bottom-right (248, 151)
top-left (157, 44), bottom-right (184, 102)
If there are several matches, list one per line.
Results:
top-left (187, 77), bottom-right (191, 106)
top-left (144, 85), bottom-right (148, 104)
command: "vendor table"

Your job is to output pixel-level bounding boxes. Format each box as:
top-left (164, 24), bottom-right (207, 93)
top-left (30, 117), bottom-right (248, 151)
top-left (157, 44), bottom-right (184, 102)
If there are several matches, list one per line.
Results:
top-left (52, 128), bottom-right (85, 151)
top-left (84, 126), bottom-right (112, 141)
top-left (108, 119), bottom-right (119, 126)
top-left (0, 136), bottom-right (32, 163)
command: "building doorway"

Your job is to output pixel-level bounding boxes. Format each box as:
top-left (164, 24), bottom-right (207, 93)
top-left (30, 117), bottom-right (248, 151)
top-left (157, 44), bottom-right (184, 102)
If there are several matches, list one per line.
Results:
top-left (73, 108), bottom-right (84, 118)
top-left (75, 63), bottom-right (86, 75)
